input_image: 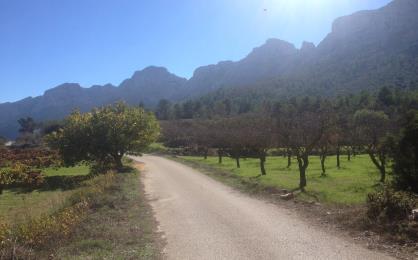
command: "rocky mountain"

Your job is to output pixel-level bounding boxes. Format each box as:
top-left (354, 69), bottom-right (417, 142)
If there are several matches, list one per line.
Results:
top-left (0, 67), bottom-right (187, 138)
top-left (1, 0), bottom-right (418, 138)
top-left (187, 0), bottom-right (418, 96)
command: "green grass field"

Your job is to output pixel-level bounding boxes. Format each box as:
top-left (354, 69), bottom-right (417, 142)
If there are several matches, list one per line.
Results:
top-left (180, 155), bottom-right (382, 205)
top-left (0, 165), bottom-right (90, 224)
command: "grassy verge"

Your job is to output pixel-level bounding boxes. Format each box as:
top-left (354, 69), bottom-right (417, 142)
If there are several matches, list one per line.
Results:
top-left (50, 164), bottom-right (162, 259)
top-left (0, 163), bottom-right (161, 259)
top-left (175, 155), bottom-right (381, 205)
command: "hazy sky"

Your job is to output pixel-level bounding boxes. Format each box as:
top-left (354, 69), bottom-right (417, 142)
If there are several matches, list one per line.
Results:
top-left (0, 0), bottom-right (392, 103)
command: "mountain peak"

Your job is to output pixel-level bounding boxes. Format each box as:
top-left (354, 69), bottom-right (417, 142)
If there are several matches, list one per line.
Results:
top-left (300, 41), bottom-right (315, 52)
top-left (131, 66), bottom-right (170, 79)
top-left (258, 38), bottom-right (296, 52)
top-left (245, 38), bottom-right (297, 61)
top-left (44, 83), bottom-right (82, 96)
top-left (385, 0), bottom-right (418, 10)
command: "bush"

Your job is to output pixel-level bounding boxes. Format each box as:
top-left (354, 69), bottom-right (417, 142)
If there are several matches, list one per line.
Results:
top-left (367, 186), bottom-right (417, 223)
top-left (0, 164), bottom-right (45, 194)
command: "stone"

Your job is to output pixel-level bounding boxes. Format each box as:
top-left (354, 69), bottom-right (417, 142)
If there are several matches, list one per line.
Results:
top-left (280, 193), bottom-right (294, 200)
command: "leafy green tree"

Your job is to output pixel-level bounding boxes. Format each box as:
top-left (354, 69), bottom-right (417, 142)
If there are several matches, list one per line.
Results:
top-left (48, 103), bottom-right (160, 170)
top-left (392, 110), bottom-right (418, 193)
top-left (377, 87), bottom-right (395, 107)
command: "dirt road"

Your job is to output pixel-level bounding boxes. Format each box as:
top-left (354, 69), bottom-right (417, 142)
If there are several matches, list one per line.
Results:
top-left (132, 155), bottom-right (392, 260)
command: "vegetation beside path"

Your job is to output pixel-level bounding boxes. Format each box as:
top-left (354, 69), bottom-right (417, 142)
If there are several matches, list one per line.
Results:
top-left (0, 161), bottom-right (161, 259)
top-left (52, 162), bottom-right (162, 259)
top-left (178, 155), bottom-right (380, 205)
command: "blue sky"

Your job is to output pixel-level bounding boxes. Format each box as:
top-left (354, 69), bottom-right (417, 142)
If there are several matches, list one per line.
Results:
top-left (0, 0), bottom-right (392, 103)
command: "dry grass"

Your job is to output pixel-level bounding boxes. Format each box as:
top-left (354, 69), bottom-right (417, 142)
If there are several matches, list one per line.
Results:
top-left (50, 167), bottom-right (163, 259)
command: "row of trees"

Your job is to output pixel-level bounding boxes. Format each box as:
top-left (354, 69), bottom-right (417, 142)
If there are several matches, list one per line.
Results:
top-left (161, 88), bottom-right (418, 192)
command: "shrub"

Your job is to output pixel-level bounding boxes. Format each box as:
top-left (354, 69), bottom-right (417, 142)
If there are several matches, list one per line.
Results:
top-left (367, 186), bottom-right (417, 223)
top-left (0, 164), bottom-right (45, 194)
top-left (391, 110), bottom-right (418, 193)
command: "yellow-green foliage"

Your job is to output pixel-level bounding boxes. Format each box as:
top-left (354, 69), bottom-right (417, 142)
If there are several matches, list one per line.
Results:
top-left (47, 102), bottom-right (160, 168)
top-left (0, 163), bottom-right (44, 192)
top-left (13, 201), bottom-right (89, 248)
top-left (0, 172), bottom-right (116, 258)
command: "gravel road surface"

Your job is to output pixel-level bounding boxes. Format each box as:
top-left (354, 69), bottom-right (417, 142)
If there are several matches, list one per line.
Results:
top-left (132, 155), bottom-right (393, 260)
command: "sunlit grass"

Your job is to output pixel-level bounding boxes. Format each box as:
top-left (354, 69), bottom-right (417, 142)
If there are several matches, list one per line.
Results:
top-left (180, 155), bottom-right (382, 205)
top-left (0, 165), bottom-right (90, 224)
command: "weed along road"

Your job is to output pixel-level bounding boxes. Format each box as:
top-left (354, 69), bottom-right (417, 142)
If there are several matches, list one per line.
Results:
top-left (131, 155), bottom-right (392, 260)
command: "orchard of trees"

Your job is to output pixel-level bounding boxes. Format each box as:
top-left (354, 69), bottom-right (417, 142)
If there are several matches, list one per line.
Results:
top-left (160, 87), bottom-right (418, 193)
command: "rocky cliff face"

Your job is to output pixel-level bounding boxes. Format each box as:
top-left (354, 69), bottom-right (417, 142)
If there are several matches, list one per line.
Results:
top-left (1, 0), bottom-right (418, 138)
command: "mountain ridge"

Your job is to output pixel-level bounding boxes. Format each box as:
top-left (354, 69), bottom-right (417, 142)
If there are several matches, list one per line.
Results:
top-left (1, 0), bottom-right (418, 138)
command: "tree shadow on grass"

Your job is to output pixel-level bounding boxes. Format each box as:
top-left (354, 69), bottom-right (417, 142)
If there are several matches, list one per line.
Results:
top-left (117, 165), bottom-right (135, 174)
top-left (6, 175), bottom-right (93, 195)
top-left (40, 175), bottom-right (92, 191)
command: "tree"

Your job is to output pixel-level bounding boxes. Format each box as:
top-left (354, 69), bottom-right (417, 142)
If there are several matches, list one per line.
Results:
top-left (0, 136), bottom-right (6, 146)
top-left (391, 110), bottom-right (418, 193)
top-left (48, 103), bottom-right (160, 171)
top-left (354, 109), bottom-right (390, 182)
top-left (161, 120), bottom-right (196, 150)
top-left (156, 99), bottom-right (173, 120)
top-left (238, 114), bottom-right (275, 175)
top-left (40, 120), bottom-right (64, 136)
top-left (278, 103), bottom-right (333, 191)
top-left (182, 101), bottom-right (195, 119)
top-left (18, 117), bottom-right (37, 134)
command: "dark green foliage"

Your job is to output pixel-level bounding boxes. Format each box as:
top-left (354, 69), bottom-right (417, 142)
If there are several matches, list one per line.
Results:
top-left (155, 99), bottom-right (173, 120)
top-left (367, 186), bottom-right (417, 223)
top-left (392, 110), bottom-right (418, 193)
top-left (18, 117), bottom-right (37, 134)
top-left (40, 120), bottom-right (64, 136)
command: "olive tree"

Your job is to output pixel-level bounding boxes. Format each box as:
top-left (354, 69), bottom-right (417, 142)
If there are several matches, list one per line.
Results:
top-left (354, 109), bottom-right (390, 182)
top-left (48, 103), bottom-right (160, 171)
top-left (278, 103), bottom-right (333, 191)
top-left (238, 114), bottom-right (275, 175)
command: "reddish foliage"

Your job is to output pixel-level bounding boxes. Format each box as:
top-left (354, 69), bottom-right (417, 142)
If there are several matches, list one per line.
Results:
top-left (0, 148), bottom-right (61, 168)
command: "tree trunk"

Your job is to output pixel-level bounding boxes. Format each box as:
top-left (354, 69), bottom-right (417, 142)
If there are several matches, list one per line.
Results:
top-left (287, 149), bottom-right (292, 168)
top-left (236, 157), bottom-right (240, 168)
top-left (218, 149), bottom-right (222, 164)
top-left (115, 155), bottom-right (124, 171)
top-left (380, 166), bottom-right (386, 183)
top-left (297, 154), bottom-right (308, 191)
top-left (353, 147), bottom-right (357, 157)
top-left (368, 151), bottom-right (386, 183)
top-left (320, 154), bottom-right (326, 176)
top-left (260, 156), bottom-right (266, 175)
top-left (204, 149), bottom-right (208, 160)
top-left (347, 147), bottom-right (351, 161)
top-left (336, 146), bottom-right (341, 169)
